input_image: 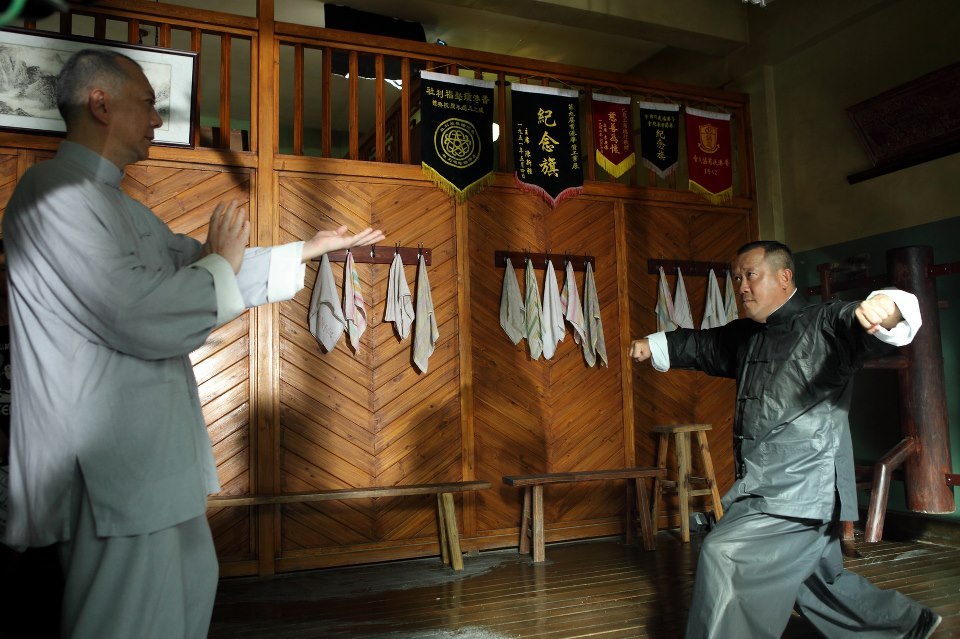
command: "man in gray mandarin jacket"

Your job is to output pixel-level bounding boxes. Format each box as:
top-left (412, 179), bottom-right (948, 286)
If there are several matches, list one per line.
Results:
top-left (630, 241), bottom-right (941, 638)
top-left (2, 49), bottom-right (382, 638)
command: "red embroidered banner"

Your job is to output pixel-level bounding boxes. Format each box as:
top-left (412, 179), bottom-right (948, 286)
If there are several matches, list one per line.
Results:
top-left (592, 93), bottom-right (635, 179)
top-left (684, 107), bottom-right (733, 204)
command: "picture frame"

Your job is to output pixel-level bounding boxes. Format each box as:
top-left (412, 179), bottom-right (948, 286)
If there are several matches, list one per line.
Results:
top-left (0, 27), bottom-right (198, 147)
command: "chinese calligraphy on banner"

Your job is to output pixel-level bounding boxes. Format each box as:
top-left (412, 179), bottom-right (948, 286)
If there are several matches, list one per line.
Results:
top-left (511, 83), bottom-right (583, 207)
top-left (420, 71), bottom-right (495, 203)
top-left (684, 107), bottom-right (733, 204)
top-left (638, 101), bottom-right (680, 179)
top-left (591, 93), bottom-right (634, 179)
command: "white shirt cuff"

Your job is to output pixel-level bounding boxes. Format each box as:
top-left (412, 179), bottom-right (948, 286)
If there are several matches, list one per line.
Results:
top-left (267, 241), bottom-right (306, 302)
top-left (235, 242), bottom-right (307, 307)
top-left (866, 289), bottom-right (922, 347)
top-left (647, 332), bottom-right (670, 372)
top-left (192, 254), bottom-right (244, 327)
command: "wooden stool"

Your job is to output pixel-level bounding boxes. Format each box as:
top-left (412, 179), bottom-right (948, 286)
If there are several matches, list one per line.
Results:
top-left (651, 423), bottom-right (724, 542)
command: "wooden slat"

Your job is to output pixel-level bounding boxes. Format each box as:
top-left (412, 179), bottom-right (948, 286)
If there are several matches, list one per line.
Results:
top-left (321, 47), bottom-right (332, 157)
top-left (375, 54), bottom-right (386, 162)
top-left (253, 0), bottom-right (279, 577)
top-left (127, 19), bottom-right (139, 44)
top-left (157, 23), bottom-right (171, 48)
top-left (503, 467), bottom-right (666, 486)
top-left (348, 50), bottom-right (359, 160)
top-left (191, 27), bottom-right (202, 148)
top-left (208, 480), bottom-right (490, 507)
top-left (219, 34), bottom-right (232, 149)
top-left (401, 57), bottom-right (411, 164)
top-left (293, 43), bottom-right (304, 155)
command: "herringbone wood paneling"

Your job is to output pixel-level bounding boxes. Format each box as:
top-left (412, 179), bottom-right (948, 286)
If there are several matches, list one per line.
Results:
top-left (471, 189), bottom-right (626, 537)
top-left (123, 164), bottom-right (256, 561)
top-left (627, 202), bottom-right (751, 525)
top-left (276, 175), bottom-right (463, 558)
top-left (0, 152), bottom-right (17, 229)
top-left (1, 145), bottom-right (757, 570)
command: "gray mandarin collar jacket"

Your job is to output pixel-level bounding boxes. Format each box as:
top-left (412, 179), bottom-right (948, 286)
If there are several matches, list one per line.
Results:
top-left (666, 293), bottom-right (899, 522)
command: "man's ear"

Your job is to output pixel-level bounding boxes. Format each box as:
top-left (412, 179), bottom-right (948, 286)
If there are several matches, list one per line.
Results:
top-left (780, 268), bottom-right (794, 289)
top-left (88, 88), bottom-right (110, 125)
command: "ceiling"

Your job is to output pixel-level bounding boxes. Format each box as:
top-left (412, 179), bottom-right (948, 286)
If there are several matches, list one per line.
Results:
top-left (312, 0), bottom-right (752, 74)
top-left (167, 0), bottom-right (763, 76)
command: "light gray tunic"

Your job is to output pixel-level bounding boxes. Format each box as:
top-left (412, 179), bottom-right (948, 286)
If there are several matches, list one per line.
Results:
top-left (3, 141), bottom-right (304, 547)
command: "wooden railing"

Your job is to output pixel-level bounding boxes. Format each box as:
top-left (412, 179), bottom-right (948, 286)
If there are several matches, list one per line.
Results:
top-left (15, 0), bottom-right (754, 199)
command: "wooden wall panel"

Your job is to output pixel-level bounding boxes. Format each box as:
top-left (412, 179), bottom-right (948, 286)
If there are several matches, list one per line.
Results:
top-left (0, 156), bottom-right (256, 562)
top-left (0, 153), bottom-right (17, 224)
top-left (275, 174), bottom-right (462, 562)
top-left (470, 188), bottom-right (626, 539)
top-left (123, 163), bottom-right (256, 561)
top-left (626, 201), bottom-right (752, 525)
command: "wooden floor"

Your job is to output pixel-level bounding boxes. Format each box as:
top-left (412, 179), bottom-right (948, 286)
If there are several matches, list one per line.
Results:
top-left (210, 531), bottom-right (960, 638)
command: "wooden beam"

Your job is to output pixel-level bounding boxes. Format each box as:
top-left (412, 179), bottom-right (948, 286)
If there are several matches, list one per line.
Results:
top-left (321, 47), bottom-right (332, 158)
top-left (293, 43), bottom-right (304, 155)
top-left (401, 57), bottom-right (410, 164)
top-left (254, 0), bottom-right (279, 578)
top-left (375, 54), bottom-right (385, 162)
top-left (348, 50), bottom-right (358, 160)
top-left (219, 34), bottom-right (232, 149)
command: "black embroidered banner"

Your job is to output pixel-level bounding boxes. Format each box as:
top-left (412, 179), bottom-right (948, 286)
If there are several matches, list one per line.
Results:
top-left (638, 101), bottom-right (680, 179)
top-left (511, 84), bottom-right (583, 207)
top-left (420, 71), bottom-right (495, 202)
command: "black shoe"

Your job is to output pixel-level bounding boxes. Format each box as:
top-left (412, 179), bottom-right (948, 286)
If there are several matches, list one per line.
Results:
top-left (909, 609), bottom-right (942, 639)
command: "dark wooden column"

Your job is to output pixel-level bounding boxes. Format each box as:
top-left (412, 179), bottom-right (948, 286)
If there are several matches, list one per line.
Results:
top-left (887, 245), bottom-right (955, 514)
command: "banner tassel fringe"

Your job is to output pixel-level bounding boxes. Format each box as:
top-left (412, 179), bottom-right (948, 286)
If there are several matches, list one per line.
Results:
top-left (689, 180), bottom-right (733, 205)
top-left (595, 151), bottom-right (635, 179)
top-left (514, 175), bottom-right (582, 208)
top-left (422, 163), bottom-right (493, 203)
top-left (641, 158), bottom-right (678, 180)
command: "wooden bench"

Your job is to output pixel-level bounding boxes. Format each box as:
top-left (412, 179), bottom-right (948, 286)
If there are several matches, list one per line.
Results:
top-left (502, 467), bottom-right (667, 562)
top-left (207, 480), bottom-right (491, 570)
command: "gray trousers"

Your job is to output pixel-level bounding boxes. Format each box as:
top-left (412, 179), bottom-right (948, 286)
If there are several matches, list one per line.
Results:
top-left (57, 472), bottom-right (219, 639)
top-left (685, 497), bottom-right (927, 638)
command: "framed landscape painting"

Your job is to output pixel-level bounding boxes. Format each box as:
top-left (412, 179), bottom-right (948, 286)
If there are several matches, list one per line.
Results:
top-left (0, 27), bottom-right (198, 147)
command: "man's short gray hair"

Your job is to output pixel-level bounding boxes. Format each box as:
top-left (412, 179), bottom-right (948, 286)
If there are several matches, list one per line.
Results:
top-left (56, 49), bottom-right (138, 126)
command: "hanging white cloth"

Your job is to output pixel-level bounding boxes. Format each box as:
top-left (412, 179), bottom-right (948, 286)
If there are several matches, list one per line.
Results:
top-left (308, 253), bottom-right (345, 352)
top-left (581, 262), bottom-right (607, 367)
top-left (384, 252), bottom-right (415, 340)
top-left (499, 258), bottom-right (525, 345)
top-left (541, 260), bottom-right (565, 359)
top-left (673, 268), bottom-right (694, 329)
top-left (655, 266), bottom-right (677, 332)
top-left (412, 254), bottom-right (439, 373)
top-left (524, 258), bottom-right (543, 360)
top-left (701, 269), bottom-right (726, 329)
top-left (561, 260), bottom-right (586, 344)
top-left (724, 269), bottom-right (739, 323)
top-left (342, 251), bottom-right (367, 352)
